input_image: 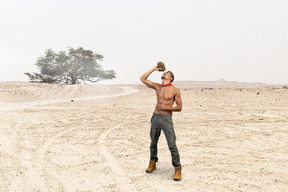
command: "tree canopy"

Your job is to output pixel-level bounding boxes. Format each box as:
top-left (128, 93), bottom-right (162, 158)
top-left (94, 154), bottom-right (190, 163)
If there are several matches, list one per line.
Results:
top-left (25, 47), bottom-right (116, 84)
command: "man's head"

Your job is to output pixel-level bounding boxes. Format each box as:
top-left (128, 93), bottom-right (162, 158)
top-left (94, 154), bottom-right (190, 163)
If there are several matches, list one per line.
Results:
top-left (161, 71), bottom-right (174, 83)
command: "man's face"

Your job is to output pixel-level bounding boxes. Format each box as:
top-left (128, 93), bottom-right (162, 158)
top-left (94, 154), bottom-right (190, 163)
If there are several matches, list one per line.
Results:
top-left (161, 72), bottom-right (172, 82)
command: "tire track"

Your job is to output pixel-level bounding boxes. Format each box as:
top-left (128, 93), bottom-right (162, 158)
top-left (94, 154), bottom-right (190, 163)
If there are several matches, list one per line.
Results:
top-left (0, 134), bottom-right (64, 192)
top-left (35, 126), bottom-right (78, 192)
top-left (1, 86), bottom-right (139, 191)
top-left (32, 86), bottom-right (139, 191)
top-left (98, 123), bottom-right (137, 192)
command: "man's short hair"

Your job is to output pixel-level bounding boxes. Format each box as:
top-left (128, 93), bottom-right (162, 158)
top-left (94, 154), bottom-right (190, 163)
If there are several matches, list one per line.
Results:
top-left (168, 71), bottom-right (174, 83)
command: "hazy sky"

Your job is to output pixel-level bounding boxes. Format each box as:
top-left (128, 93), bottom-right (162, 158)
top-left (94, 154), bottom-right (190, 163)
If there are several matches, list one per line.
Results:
top-left (1, 0), bottom-right (287, 84)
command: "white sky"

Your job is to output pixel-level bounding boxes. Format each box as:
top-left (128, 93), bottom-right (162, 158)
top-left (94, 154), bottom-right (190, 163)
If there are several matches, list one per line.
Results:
top-left (0, 0), bottom-right (287, 84)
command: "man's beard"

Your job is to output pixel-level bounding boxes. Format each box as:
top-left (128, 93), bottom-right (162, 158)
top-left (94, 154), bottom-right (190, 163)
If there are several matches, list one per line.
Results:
top-left (161, 76), bottom-right (165, 79)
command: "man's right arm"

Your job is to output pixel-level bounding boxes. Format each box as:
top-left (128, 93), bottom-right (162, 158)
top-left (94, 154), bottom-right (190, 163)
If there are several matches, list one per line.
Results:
top-left (140, 66), bottom-right (159, 89)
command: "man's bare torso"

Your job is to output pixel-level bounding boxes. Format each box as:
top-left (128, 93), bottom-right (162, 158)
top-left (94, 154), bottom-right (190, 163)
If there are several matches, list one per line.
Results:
top-left (155, 84), bottom-right (176, 114)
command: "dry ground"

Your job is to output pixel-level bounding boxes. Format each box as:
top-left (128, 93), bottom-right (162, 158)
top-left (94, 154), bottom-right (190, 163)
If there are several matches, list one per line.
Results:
top-left (0, 82), bottom-right (287, 192)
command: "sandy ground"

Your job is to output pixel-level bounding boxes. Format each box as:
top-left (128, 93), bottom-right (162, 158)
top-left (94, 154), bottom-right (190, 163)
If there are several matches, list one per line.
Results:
top-left (0, 81), bottom-right (288, 192)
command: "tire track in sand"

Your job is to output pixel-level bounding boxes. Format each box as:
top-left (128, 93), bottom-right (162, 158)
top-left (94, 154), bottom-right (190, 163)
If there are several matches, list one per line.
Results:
top-left (33, 86), bottom-right (139, 191)
top-left (98, 123), bottom-right (137, 192)
top-left (35, 126), bottom-right (79, 191)
top-left (1, 86), bottom-right (138, 191)
top-left (0, 133), bottom-right (65, 191)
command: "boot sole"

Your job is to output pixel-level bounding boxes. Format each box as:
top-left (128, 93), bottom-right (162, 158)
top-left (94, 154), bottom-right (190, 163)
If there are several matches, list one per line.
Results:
top-left (173, 178), bottom-right (181, 181)
top-left (146, 169), bottom-right (156, 173)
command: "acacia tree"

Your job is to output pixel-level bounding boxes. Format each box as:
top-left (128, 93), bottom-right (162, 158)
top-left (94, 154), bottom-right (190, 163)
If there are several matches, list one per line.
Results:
top-left (25, 47), bottom-right (116, 84)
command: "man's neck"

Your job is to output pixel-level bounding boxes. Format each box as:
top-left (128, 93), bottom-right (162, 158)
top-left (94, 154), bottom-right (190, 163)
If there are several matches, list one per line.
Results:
top-left (161, 81), bottom-right (173, 87)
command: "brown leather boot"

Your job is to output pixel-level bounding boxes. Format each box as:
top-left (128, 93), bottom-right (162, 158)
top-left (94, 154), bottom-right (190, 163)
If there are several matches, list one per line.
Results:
top-left (146, 160), bottom-right (156, 173)
top-left (174, 167), bottom-right (181, 181)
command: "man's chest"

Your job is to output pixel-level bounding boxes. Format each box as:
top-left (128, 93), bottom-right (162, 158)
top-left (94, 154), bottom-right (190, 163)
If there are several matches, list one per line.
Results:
top-left (157, 88), bottom-right (175, 101)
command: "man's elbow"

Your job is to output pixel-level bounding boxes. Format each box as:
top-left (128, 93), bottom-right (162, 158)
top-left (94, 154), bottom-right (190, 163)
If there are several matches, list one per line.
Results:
top-left (140, 75), bottom-right (147, 82)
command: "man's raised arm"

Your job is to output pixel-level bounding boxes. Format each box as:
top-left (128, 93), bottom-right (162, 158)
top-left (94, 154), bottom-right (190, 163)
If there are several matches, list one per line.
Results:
top-left (140, 66), bottom-right (160, 89)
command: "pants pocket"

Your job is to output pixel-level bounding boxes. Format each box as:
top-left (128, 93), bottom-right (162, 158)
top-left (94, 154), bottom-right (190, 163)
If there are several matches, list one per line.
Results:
top-left (150, 113), bottom-right (155, 122)
top-left (164, 116), bottom-right (173, 125)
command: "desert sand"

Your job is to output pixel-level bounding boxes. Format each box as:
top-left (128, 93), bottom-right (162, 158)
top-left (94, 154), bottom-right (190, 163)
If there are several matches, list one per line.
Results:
top-left (0, 81), bottom-right (287, 192)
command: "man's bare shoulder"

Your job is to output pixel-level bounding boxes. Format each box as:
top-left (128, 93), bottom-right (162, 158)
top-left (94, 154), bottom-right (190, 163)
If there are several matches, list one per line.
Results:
top-left (172, 86), bottom-right (181, 95)
top-left (172, 85), bottom-right (180, 91)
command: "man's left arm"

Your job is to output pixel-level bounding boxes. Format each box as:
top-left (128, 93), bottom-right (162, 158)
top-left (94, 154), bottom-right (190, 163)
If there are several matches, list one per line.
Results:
top-left (173, 88), bottom-right (182, 112)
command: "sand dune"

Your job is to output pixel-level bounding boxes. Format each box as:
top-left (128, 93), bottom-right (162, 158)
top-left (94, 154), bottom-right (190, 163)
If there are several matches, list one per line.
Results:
top-left (0, 81), bottom-right (287, 191)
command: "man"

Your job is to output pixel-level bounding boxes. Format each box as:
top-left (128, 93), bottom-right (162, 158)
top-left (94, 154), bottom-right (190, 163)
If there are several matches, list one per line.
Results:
top-left (140, 65), bottom-right (182, 181)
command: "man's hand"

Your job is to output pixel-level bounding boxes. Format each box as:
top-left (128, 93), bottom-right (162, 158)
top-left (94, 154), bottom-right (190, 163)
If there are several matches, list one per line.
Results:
top-left (156, 103), bottom-right (164, 111)
top-left (153, 66), bottom-right (162, 71)
top-left (156, 103), bottom-right (168, 111)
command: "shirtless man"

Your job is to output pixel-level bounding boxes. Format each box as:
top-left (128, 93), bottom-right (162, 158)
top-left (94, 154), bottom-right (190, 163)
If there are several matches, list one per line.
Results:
top-left (140, 66), bottom-right (182, 181)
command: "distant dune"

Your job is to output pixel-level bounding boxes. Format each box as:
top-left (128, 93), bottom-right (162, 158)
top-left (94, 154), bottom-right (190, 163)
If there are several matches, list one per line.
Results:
top-left (173, 80), bottom-right (287, 90)
top-left (0, 81), bottom-right (124, 102)
top-left (0, 81), bottom-right (286, 103)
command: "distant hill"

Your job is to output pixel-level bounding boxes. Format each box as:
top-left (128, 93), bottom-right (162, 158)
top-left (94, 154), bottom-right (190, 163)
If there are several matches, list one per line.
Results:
top-left (173, 80), bottom-right (287, 90)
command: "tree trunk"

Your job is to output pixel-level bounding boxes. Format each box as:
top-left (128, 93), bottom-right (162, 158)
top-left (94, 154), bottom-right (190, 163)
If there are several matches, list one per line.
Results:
top-left (71, 76), bottom-right (76, 84)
